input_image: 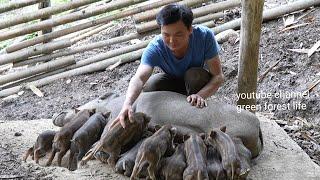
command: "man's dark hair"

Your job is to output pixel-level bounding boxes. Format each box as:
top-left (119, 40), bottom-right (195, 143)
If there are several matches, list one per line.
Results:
top-left (156, 4), bottom-right (193, 29)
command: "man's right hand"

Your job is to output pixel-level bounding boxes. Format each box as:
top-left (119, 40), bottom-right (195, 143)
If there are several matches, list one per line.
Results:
top-left (108, 104), bottom-right (134, 130)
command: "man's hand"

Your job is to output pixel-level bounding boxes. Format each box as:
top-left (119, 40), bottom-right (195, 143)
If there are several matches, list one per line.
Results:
top-left (187, 94), bottom-right (207, 108)
top-left (108, 104), bottom-right (134, 129)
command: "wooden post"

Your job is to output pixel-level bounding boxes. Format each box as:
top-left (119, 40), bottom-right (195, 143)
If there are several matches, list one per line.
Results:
top-left (39, 0), bottom-right (52, 40)
top-left (237, 0), bottom-right (264, 112)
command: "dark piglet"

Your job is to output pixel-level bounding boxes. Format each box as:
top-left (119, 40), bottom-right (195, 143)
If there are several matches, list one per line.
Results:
top-left (183, 134), bottom-right (209, 180)
top-left (159, 143), bottom-right (187, 180)
top-left (46, 109), bottom-right (93, 166)
top-left (23, 130), bottom-right (56, 164)
top-left (207, 126), bottom-right (241, 179)
top-left (81, 112), bottom-right (150, 166)
top-left (115, 139), bottom-right (145, 177)
top-left (206, 145), bottom-right (226, 180)
top-left (233, 137), bottom-right (252, 179)
top-left (68, 112), bottom-right (110, 171)
top-left (130, 124), bottom-right (176, 180)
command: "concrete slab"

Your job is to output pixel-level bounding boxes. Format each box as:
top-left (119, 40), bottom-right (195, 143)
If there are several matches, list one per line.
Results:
top-left (249, 114), bottom-right (320, 180)
top-left (0, 116), bottom-right (319, 179)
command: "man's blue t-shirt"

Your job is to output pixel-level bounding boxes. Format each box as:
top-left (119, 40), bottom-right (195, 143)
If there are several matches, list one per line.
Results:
top-left (141, 25), bottom-right (220, 78)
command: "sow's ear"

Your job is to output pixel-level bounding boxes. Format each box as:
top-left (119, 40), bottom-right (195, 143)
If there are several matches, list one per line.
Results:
top-left (220, 126), bottom-right (226, 133)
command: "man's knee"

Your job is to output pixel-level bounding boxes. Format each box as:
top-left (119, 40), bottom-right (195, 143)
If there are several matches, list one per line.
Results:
top-left (143, 73), bottom-right (167, 92)
top-left (184, 67), bottom-right (211, 95)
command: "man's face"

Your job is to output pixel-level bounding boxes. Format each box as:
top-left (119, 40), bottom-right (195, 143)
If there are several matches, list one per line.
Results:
top-left (161, 20), bottom-right (192, 54)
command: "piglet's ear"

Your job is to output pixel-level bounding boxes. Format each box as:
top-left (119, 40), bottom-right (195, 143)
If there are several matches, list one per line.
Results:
top-left (102, 111), bottom-right (111, 119)
top-left (209, 130), bottom-right (217, 139)
top-left (74, 108), bottom-right (81, 113)
top-left (154, 124), bottom-right (161, 131)
top-left (199, 133), bottom-right (206, 140)
top-left (170, 127), bottom-right (177, 137)
top-left (220, 126), bottom-right (226, 133)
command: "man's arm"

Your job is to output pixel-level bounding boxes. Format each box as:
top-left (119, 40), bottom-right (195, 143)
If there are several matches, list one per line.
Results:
top-left (109, 64), bottom-right (153, 129)
top-left (124, 64), bottom-right (153, 108)
top-left (197, 55), bottom-right (224, 99)
top-left (187, 55), bottom-right (224, 108)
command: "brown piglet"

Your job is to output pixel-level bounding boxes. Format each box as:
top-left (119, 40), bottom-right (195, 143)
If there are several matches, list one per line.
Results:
top-left (81, 112), bottom-right (150, 166)
top-left (207, 126), bottom-right (241, 179)
top-left (159, 143), bottom-right (187, 180)
top-left (46, 109), bottom-right (93, 167)
top-left (23, 130), bottom-right (56, 164)
top-left (130, 124), bottom-right (176, 180)
top-left (183, 134), bottom-right (209, 180)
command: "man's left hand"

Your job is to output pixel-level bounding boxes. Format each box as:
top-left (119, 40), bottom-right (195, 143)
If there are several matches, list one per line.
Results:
top-left (187, 94), bottom-right (207, 108)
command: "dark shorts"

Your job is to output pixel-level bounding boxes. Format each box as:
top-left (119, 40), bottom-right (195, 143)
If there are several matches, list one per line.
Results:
top-left (143, 67), bottom-right (212, 96)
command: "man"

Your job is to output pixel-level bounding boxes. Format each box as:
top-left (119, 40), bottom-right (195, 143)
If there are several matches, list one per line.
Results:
top-left (111, 4), bottom-right (224, 128)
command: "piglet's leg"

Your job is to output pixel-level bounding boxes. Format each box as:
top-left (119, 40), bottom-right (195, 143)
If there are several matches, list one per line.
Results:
top-left (57, 149), bottom-right (68, 167)
top-left (34, 149), bottom-right (41, 164)
top-left (23, 147), bottom-right (34, 162)
top-left (46, 148), bottom-right (57, 166)
top-left (107, 148), bottom-right (120, 167)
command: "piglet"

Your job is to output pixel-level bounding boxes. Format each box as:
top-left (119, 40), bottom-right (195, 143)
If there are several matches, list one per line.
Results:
top-left (68, 112), bottom-right (110, 171)
top-left (232, 137), bottom-right (252, 179)
top-left (206, 145), bottom-right (226, 180)
top-left (207, 126), bottom-right (241, 179)
top-left (115, 139), bottom-right (146, 177)
top-left (159, 143), bottom-right (187, 180)
top-left (46, 109), bottom-right (93, 166)
top-left (81, 112), bottom-right (150, 166)
top-left (183, 134), bottom-right (209, 180)
top-left (130, 124), bottom-right (176, 180)
top-left (23, 130), bottom-right (56, 164)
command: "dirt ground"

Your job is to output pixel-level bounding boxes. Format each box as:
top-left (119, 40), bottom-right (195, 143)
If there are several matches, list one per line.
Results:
top-left (0, 0), bottom-right (319, 179)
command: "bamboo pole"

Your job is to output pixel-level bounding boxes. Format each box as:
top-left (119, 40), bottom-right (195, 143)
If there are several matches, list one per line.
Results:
top-left (135, 0), bottom-right (241, 33)
top-left (7, 40), bottom-right (151, 88)
top-left (0, 0), bottom-right (102, 30)
top-left (237, 0), bottom-right (264, 111)
top-left (0, 56), bottom-right (75, 86)
top-left (211, 0), bottom-right (320, 34)
top-left (0, 0), bottom-right (45, 14)
top-left (0, 0), bottom-right (146, 41)
top-left (4, 0), bottom-right (181, 52)
top-left (38, 0), bottom-right (52, 38)
top-left (0, 50), bottom-right (143, 98)
top-left (134, 0), bottom-right (239, 23)
top-left (133, 0), bottom-right (207, 23)
top-left (5, 43), bottom-right (148, 88)
top-left (0, 39), bottom-right (72, 66)
top-left (15, 33), bottom-right (140, 66)
top-left (193, 12), bottom-right (224, 24)
top-left (71, 22), bottom-right (113, 42)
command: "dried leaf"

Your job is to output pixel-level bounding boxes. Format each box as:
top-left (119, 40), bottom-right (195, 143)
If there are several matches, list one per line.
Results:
top-left (308, 40), bottom-right (320, 57)
top-left (283, 15), bottom-right (296, 27)
top-left (280, 23), bottom-right (309, 32)
top-left (28, 85), bottom-right (44, 97)
top-left (66, 79), bottom-right (72, 84)
top-left (17, 91), bottom-right (24, 96)
top-left (107, 61), bottom-right (121, 71)
top-left (288, 48), bottom-right (320, 54)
